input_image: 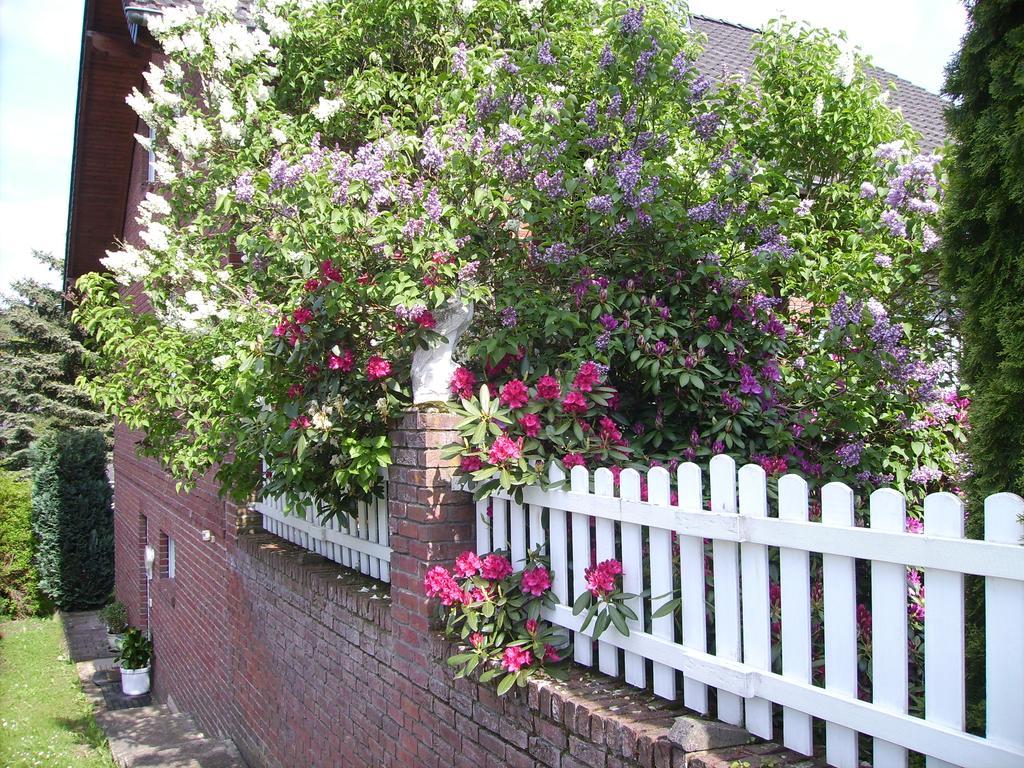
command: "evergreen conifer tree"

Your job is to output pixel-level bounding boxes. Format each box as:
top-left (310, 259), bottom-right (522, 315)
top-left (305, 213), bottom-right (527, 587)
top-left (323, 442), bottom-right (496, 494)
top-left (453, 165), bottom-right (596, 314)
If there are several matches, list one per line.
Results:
top-left (0, 251), bottom-right (107, 470)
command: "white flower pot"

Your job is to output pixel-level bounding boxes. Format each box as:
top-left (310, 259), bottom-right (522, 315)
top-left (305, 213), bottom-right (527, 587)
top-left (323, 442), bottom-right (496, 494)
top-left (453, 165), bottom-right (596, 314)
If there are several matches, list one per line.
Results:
top-left (120, 665), bottom-right (151, 696)
top-left (106, 632), bottom-right (125, 652)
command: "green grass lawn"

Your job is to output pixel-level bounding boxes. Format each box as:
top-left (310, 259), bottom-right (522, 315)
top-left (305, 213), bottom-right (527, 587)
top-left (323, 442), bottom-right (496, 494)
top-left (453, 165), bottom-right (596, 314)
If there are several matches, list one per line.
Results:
top-left (0, 616), bottom-right (114, 768)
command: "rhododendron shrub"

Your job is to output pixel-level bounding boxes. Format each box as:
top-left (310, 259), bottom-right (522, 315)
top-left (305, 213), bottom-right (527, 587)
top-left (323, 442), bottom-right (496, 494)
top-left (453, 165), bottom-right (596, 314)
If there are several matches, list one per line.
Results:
top-left (73, 0), bottom-right (964, 516)
top-left (425, 550), bottom-right (567, 695)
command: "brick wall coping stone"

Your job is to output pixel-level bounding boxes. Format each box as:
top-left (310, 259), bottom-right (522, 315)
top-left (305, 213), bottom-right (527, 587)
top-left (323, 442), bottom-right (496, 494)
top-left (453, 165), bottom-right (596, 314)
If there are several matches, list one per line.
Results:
top-left (239, 528), bottom-right (826, 768)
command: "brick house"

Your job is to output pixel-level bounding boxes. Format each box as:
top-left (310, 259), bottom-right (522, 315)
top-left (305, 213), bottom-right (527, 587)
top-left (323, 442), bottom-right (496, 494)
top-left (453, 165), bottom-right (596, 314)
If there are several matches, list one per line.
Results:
top-left (64, 3), bottom-right (946, 767)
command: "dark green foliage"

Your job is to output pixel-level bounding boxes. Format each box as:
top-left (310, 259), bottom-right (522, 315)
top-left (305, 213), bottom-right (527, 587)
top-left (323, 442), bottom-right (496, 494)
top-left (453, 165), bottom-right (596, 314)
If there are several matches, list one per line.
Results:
top-left (0, 251), bottom-right (108, 471)
top-left (942, 0), bottom-right (1024, 734)
top-left (943, 0), bottom-right (1024, 515)
top-left (30, 429), bottom-right (114, 610)
top-left (114, 628), bottom-right (152, 670)
top-left (0, 471), bottom-right (46, 618)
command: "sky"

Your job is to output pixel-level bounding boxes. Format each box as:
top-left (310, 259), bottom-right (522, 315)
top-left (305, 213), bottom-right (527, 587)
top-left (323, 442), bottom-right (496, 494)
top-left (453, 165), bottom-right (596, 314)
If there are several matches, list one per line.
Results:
top-left (0, 0), bottom-right (969, 295)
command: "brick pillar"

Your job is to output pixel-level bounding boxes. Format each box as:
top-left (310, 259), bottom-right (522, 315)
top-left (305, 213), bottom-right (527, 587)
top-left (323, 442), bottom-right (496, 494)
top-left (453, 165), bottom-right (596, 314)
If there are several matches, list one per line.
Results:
top-left (388, 409), bottom-right (476, 682)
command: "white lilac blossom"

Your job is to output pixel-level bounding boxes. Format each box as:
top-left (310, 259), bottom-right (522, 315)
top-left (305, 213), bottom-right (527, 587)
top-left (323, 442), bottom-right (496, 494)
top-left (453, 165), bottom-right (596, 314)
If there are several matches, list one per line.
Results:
top-left (167, 114), bottom-right (213, 159)
top-left (796, 198), bottom-right (814, 216)
top-left (518, 0), bottom-right (542, 16)
top-left (834, 47), bottom-right (856, 87)
top-left (908, 466), bottom-right (943, 484)
top-left (140, 223), bottom-right (171, 252)
top-left (459, 0), bottom-right (478, 14)
top-left (211, 355), bottom-right (232, 370)
top-left (313, 97), bottom-right (343, 122)
top-left (812, 94), bottom-right (824, 117)
top-left (205, 0), bottom-right (239, 15)
top-left (101, 247), bottom-right (151, 285)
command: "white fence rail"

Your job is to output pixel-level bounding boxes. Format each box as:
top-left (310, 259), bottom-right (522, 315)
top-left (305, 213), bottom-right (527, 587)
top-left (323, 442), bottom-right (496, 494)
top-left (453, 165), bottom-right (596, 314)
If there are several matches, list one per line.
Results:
top-left (255, 473), bottom-right (391, 583)
top-left (474, 456), bottom-right (1024, 768)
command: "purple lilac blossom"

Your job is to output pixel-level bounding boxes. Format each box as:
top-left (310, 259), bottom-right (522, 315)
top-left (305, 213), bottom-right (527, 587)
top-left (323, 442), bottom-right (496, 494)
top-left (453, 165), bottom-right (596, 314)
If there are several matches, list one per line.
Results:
top-left (690, 112), bottom-right (720, 140)
top-left (874, 140), bottom-right (905, 163)
top-left (537, 242), bottom-right (574, 264)
top-left (533, 169), bottom-right (566, 198)
top-left (424, 187), bottom-right (443, 222)
top-left (881, 209), bottom-right (907, 237)
top-left (633, 39), bottom-right (659, 85)
top-left (599, 43), bottom-right (615, 69)
top-left (690, 75), bottom-right (711, 101)
top-left (835, 440), bottom-right (865, 468)
top-left (874, 253), bottom-right (893, 267)
top-left (620, 6), bottom-right (646, 35)
top-left (268, 151), bottom-right (304, 190)
top-left (753, 226), bottom-right (795, 260)
top-left (458, 260), bottom-right (480, 282)
top-left (908, 466), bottom-right (943, 484)
top-left (537, 40), bottom-right (556, 66)
top-left (583, 100), bottom-right (599, 128)
top-left (859, 181), bottom-right (877, 199)
top-left (687, 197), bottom-right (729, 224)
top-left (670, 51), bottom-right (691, 81)
top-left (421, 128), bottom-right (446, 171)
top-left (921, 225), bottom-right (941, 252)
top-left (452, 42), bottom-right (468, 77)
top-left (587, 195), bottom-right (614, 213)
top-left (829, 293), bottom-right (863, 329)
top-left (234, 171), bottom-right (255, 202)
top-left (500, 307), bottom-right (518, 327)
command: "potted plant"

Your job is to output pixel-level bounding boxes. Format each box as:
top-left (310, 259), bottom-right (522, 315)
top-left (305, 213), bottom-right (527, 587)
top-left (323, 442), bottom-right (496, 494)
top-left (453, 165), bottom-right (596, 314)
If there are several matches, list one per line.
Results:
top-left (115, 628), bottom-right (153, 696)
top-left (99, 601), bottom-right (129, 651)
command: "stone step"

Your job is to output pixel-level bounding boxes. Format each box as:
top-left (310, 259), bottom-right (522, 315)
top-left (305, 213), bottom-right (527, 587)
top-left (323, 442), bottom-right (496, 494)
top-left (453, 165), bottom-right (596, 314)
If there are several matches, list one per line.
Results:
top-left (97, 706), bottom-right (246, 767)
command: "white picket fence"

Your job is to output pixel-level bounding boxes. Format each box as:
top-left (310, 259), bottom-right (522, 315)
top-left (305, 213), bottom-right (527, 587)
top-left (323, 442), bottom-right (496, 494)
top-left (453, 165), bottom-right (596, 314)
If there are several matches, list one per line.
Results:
top-left (255, 473), bottom-right (391, 583)
top-left (473, 455), bottom-right (1024, 768)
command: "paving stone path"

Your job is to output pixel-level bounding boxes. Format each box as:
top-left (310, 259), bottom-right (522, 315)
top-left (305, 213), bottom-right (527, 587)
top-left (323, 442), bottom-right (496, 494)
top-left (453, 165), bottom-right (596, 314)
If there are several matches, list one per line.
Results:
top-left (63, 610), bottom-right (246, 768)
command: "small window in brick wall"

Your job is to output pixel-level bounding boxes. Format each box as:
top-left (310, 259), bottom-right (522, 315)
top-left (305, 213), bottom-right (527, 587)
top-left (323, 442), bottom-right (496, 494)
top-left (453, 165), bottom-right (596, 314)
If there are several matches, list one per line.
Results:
top-left (159, 532), bottom-right (176, 579)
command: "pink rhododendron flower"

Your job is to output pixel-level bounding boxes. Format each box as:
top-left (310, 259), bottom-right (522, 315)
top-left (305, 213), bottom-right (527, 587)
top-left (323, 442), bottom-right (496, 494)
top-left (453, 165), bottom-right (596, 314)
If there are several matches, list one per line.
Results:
top-left (450, 366), bottom-right (476, 400)
top-left (544, 644), bottom-right (560, 663)
top-left (304, 278), bottom-right (321, 292)
top-left (561, 390), bottom-right (588, 414)
top-left (535, 375), bottom-right (561, 400)
top-left (518, 413), bottom-right (542, 437)
top-left (525, 618), bottom-right (538, 634)
top-left (454, 551), bottom-right (483, 578)
top-left (293, 307), bottom-right (314, 325)
top-left (499, 379), bottom-right (530, 409)
top-left (598, 416), bottom-right (623, 444)
top-left (305, 364), bottom-right (320, 377)
top-left (423, 566), bottom-right (463, 606)
top-left (585, 559), bottom-right (623, 598)
top-left (563, 453), bottom-right (586, 469)
top-left (320, 259), bottom-right (342, 282)
top-left (501, 645), bottom-right (533, 673)
top-left (520, 566), bottom-right (551, 596)
top-left (905, 516), bottom-right (924, 534)
top-left (488, 435), bottom-right (523, 465)
top-left (469, 632), bottom-right (485, 648)
top-left (287, 383), bottom-right (304, 399)
top-left (459, 455), bottom-right (483, 473)
top-left (289, 415), bottom-right (312, 430)
top-left (366, 355), bottom-right (392, 381)
top-left (415, 311), bottom-right (436, 329)
top-left (328, 349), bottom-right (354, 372)
top-left (480, 554), bottom-right (513, 581)
top-left (573, 361), bottom-right (602, 392)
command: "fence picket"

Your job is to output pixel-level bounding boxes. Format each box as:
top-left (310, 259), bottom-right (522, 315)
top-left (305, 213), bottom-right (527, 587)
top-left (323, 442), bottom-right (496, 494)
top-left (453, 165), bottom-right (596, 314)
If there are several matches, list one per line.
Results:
top-left (570, 466), bottom-right (594, 667)
top-left (510, 501), bottom-right (527, 570)
top-left (738, 464), bottom-right (772, 739)
top-left (822, 481), bottom-right (859, 768)
top-left (870, 489), bottom-right (909, 768)
top-left (594, 467), bottom-right (620, 677)
top-left (923, 492), bottom-right (965, 768)
top-left (677, 462), bottom-right (708, 714)
top-left (492, 497), bottom-right (509, 553)
top-left (377, 493), bottom-right (390, 582)
top-left (358, 500), bottom-right (369, 575)
top-left (778, 473), bottom-right (813, 756)
top-left (619, 468), bottom-right (646, 688)
top-left (476, 499), bottom-right (491, 555)
top-left (528, 503), bottom-right (545, 554)
top-left (648, 467), bottom-right (676, 699)
top-left (368, 499), bottom-right (381, 580)
top-left (548, 464), bottom-right (569, 606)
top-left (710, 454), bottom-right (743, 725)
top-left (984, 493), bottom-right (1024, 753)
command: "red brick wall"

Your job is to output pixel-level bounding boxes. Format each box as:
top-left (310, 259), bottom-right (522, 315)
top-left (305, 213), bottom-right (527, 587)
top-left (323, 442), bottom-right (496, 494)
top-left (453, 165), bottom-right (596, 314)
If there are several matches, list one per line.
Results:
top-left (112, 410), bottom-right (803, 768)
